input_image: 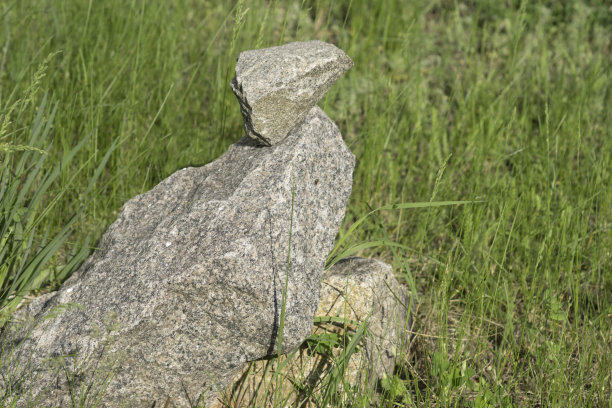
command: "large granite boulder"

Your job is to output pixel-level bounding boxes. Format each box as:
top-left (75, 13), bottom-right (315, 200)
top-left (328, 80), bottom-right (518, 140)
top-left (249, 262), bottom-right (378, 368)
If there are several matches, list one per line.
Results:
top-left (217, 257), bottom-right (412, 407)
top-left (231, 40), bottom-right (353, 146)
top-left (1, 106), bottom-right (355, 407)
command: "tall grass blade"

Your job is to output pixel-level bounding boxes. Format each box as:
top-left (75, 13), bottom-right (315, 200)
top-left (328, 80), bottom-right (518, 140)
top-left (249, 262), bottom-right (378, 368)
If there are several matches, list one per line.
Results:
top-left (274, 175), bottom-right (295, 404)
top-left (327, 200), bottom-right (482, 264)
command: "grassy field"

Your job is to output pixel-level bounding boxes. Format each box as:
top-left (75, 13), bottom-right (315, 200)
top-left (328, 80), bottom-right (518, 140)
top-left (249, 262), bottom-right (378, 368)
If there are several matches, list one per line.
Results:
top-left (1, 0), bottom-right (611, 406)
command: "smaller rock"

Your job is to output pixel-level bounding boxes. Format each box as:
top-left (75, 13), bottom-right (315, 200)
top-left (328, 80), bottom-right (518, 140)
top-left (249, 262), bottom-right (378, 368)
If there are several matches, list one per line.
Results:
top-left (231, 40), bottom-right (353, 146)
top-left (217, 257), bottom-right (412, 407)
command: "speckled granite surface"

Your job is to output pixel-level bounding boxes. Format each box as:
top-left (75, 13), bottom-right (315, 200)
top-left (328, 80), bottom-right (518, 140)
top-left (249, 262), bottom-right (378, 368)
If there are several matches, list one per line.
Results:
top-left (231, 40), bottom-right (353, 146)
top-left (2, 106), bottom-right (354, 408)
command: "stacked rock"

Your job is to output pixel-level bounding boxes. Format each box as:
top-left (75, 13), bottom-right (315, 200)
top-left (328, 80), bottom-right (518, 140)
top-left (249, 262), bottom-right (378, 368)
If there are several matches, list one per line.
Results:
top-left (2, 41), bottom-right (355, 408)
top-left (2, 41), bottom-right (411, 408)
top-left (231, 40), bottom-right (353, 146)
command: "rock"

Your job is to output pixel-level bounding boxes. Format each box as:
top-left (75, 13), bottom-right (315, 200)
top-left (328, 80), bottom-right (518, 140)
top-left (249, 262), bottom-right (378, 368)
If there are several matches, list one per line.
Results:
top-left (231, 40), bottom-right (353, 146)
top-left (218, 257), bottom-right (412, 407)
top-left (1, 106), bottom-right (355, 408)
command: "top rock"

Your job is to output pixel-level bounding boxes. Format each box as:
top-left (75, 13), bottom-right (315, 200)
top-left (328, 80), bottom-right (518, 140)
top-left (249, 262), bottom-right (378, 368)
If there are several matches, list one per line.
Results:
top-left (230, 40), bottom-right (353, 146)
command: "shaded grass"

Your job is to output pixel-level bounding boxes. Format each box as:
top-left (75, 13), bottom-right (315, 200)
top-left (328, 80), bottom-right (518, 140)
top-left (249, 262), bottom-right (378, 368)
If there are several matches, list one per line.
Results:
top-left (1, 0), bottom-right (611, 406)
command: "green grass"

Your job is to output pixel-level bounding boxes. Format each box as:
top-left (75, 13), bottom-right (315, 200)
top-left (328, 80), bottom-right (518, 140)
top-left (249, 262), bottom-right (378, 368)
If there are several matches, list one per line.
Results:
top-left (1, 0), bottom-right (611, 406)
